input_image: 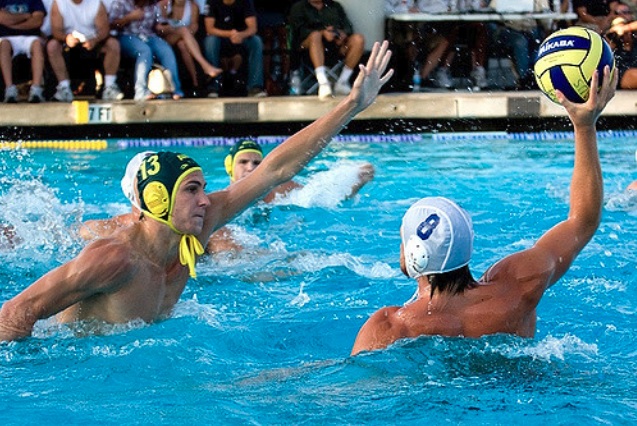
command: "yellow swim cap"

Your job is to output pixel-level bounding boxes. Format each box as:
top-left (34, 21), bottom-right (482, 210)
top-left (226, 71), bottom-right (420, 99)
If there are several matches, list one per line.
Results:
top-left (137, 152), bottom-right (205, 278)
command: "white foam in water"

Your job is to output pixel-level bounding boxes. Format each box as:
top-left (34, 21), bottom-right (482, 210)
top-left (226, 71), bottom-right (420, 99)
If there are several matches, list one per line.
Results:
top-left (172, 295), bottom-right (221, 327)
top-left (292, 251), bottom-right (398, 279)
top-left (516, 334), bottom-right (599, 361)
top-left (605, 189), bottom-right (637, 214)
top-left (271, 161), bottom-right (368, 208)
top-left (0, 178), bottom-right (83, 260)
top-left (290, 282), bottom-right (310, 307)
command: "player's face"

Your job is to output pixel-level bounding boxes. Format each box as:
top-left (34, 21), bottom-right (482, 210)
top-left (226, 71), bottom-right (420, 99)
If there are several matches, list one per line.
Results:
top-left (172, 171), bottom-right (209, 234)
top-left (233, 152), bottom-right (263, 181)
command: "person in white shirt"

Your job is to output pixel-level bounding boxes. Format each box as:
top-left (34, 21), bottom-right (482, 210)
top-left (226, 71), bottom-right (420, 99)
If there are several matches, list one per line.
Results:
top-left (46, 0), bottom-right (124, 101)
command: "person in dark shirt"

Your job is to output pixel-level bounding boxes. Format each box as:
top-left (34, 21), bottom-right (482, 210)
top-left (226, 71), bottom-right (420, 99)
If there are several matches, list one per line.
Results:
top-left (203, 0), bottom-right (266, 97)
top-left (573, 0), bottom-right (620, 32)
top-left (288, 0), bottom-right (364, 99)
top-left (0, 0), bottom-right (46, 102)
top-left (605, 1), bottom-right (637, 88)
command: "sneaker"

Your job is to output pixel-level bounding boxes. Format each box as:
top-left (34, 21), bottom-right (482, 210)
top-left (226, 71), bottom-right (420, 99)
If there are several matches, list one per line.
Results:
top-left (318, 83), bottom-right (332, 100)
top-left (471, 66), bottom-right (488, 89)
top-left (28, 85), bottom-right (44, 103)
top-left (53, 84), bottom-right (74, 102)
top-left (102, 84), bottom-right (124, 101)
top-left (434, 67), bottom-right (453, 89)
top-left (248, 88), bottom-right (267, 98)
top-left (333, 81), bottom-right (352, 96)
top-left (206, 76), bottom-right (221, 98)
top-left (4, 85), bottom-right (18, 103)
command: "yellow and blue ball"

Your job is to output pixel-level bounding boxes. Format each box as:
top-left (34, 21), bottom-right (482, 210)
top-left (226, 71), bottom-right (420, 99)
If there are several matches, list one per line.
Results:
top-left (534, 26), bottom-right (615, 104)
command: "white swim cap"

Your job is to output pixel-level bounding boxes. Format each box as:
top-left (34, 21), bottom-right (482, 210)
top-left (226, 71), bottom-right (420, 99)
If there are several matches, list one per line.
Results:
top-left (401, 197), bottom-right (473, 278)
top-left (120, 151), bottom-right (155, 209)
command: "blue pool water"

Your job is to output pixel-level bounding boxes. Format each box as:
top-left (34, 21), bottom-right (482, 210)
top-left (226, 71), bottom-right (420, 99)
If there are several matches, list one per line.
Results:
top-left (0, 135), bottom-right (636, 424)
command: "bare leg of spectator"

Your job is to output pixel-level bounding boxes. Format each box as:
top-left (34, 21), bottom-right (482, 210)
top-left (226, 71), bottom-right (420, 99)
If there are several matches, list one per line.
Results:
top-left (620, 69), bottom-right (637, 89)
top-left (175, 27), bottom-right (221, 78)
top-left (421, 37), bottom-right (450, 81)
top-left (301, 31), bottom-right (331, 98)
top-left (334, 33), bottom-right (364, 95)
top-left (0, 40), bottom-right (13, 88)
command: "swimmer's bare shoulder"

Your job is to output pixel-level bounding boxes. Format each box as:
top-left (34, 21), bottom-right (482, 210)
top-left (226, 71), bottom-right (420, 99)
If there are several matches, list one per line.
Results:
top-left (77, 212), bottom-right (138, 241)
top-left (73, 235), bottom-right (140, 289)
top-left (480, 246), bottom-right (557, 306)
top-left (351, 306), bottom-right (404, 354)
top-left (0, 232), bottom-right (139, 340)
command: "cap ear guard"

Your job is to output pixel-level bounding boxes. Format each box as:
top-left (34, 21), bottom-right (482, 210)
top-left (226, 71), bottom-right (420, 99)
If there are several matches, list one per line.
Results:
top-left (224, 154), bottom-right (233, 179)
top-left (405, 235), bottom-right (430, 279)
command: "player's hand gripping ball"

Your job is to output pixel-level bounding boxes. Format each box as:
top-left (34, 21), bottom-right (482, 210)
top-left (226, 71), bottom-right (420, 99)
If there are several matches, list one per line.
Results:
top-left (534, 26), bottom-right (615, 103)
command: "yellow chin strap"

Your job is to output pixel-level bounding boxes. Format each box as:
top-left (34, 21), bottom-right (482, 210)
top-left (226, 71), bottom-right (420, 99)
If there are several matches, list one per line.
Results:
top-left (179, 234), bottom-right (205, 278)
top-left (143, 212), bottom-right (205, 279)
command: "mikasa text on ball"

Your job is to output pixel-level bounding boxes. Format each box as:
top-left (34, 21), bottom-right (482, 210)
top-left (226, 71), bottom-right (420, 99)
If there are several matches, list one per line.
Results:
top-left (534, 26), bottom-right (615, 104)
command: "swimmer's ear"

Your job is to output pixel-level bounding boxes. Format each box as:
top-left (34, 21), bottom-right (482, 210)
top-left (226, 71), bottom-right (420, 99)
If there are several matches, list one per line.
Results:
top-left (224, 154), bottom-right (233, 179)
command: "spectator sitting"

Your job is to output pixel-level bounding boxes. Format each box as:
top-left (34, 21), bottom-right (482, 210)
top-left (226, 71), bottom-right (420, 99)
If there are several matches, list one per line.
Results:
top-left (485, 0), bottom-right (554, 90)
top-left (110, 0), bottom-right (184, 100)
top-left (156, 0), bottom-right (221, 97)
top-left (0, 0), bottom-right (46, 103)
top-left (385, 0), bottom-right (451, 90)
top-left (288, 0), bottom-right (365, 100)
top-left (433, 23), bottom-right (488, 90)
top-left (47, 0), bottom-right (123, 102)
top-left (254, 0), bottom-right (292, 96)
top-left (403, 0), bottom-right (487, 90)
top-left (573, 0), bottom-right (619, 33)
top-left (605, 1), bottom-right (637, 88)
top-left (203, 0), bottom-right (267, 98)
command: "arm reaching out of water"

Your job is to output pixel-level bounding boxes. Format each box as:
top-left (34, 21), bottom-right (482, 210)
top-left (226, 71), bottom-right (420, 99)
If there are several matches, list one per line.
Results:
top-left (200, 41), bottom-right (393, 240)
top-left (485, 66), bottom-right (618, 294)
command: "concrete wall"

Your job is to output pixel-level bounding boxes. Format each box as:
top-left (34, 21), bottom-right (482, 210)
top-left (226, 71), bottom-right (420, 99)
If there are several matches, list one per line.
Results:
top-left (339, 0), bottom-right (386, 50)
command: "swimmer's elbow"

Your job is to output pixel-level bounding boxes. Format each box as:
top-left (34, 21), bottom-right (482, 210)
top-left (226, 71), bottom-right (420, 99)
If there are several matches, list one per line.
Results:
top-left (0, 298), bottom-right (37, 341)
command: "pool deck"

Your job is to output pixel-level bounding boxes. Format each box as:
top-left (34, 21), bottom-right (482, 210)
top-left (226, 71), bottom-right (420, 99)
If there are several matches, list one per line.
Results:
top-left (0, 89), bottom-right (636, 140)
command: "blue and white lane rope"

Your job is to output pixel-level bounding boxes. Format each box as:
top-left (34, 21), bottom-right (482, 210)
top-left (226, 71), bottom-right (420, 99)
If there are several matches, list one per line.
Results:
top-left (6, 130), bottom-right (636, 151)
top-left (114, 129), bottom-right (637, 149)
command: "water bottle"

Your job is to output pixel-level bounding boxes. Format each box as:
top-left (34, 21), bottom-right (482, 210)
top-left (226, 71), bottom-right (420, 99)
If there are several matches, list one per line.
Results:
top-left (412, 66), bottom-right (421, 92)
top-left (289, 70), bottom-right (301, 96)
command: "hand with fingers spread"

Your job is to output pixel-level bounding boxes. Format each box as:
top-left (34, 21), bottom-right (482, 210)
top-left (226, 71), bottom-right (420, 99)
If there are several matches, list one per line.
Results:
top-left (348, 40), bottom-right (394, 115)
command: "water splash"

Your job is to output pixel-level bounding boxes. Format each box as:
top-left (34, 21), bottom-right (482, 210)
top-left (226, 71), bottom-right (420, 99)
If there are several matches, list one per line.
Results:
top-left (0, 172), bottom-right (84, 264)
top-left (272, 161), bottom-right (369, 208)
top-left (605, 189), bottom-right (637, 214)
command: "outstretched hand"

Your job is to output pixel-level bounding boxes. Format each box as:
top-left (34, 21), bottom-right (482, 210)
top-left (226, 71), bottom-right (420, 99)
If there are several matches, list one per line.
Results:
top-left (557, 65), bottom-right (617, 128)
top-left (349, 41), bottom-right (394, 114)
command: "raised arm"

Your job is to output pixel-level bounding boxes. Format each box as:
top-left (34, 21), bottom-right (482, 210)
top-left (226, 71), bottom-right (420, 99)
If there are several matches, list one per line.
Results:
top-left (497, 67), bottom-right (617, 293)
top-left (200, 41), bottom-right (393, 238)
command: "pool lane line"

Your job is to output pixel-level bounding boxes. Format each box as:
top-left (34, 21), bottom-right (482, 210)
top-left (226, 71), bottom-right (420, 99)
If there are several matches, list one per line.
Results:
top-left (114, 130), bottom-right (637, 148)
top-left (0, 140), bottom-right (108, 150)
top-left (4, 130), bottom-right (636, 151)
